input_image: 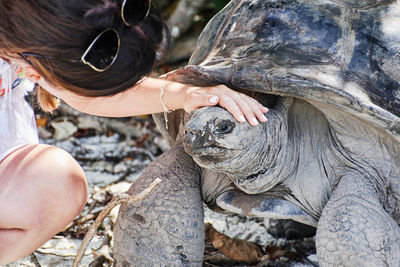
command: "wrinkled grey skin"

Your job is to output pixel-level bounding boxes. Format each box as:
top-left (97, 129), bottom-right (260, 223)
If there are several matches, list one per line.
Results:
top-left (184, 97), bottom-right (400, 265)
top-left (114, 0), bottom-right (400, 266)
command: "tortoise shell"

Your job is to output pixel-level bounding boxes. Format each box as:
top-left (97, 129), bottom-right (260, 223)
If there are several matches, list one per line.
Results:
top-left (157, 0), bottom-right (400, 144)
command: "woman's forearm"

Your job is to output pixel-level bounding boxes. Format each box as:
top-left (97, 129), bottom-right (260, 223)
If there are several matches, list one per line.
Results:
top-left (51, 76), bottom-right (268, 126)
top-left (60, 77), bottom-right (190, 117)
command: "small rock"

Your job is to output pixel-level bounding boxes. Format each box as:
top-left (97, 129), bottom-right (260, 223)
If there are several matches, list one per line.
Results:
top-left (37, 126), bottom-right (53, 139)
top-left (114, 162), bottom-right (128, 173)
top-left (51, 120), bottom-right (78, 140)
top-left (77, 116), bottom-right (103, 133)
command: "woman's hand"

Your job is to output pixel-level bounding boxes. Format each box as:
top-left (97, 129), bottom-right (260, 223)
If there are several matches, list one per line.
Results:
top-left (183, 84), bottom-right (269, 126)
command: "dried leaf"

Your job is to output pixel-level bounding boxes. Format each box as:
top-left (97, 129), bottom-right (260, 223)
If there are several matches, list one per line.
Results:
top-left (36, 116), bottom-right (47, 128)
top-left (205, 223), bottom-right (264, 264)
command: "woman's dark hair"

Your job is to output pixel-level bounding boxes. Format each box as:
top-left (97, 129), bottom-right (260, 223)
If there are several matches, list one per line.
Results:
top-left (0, 0), bottom-right (170, 111)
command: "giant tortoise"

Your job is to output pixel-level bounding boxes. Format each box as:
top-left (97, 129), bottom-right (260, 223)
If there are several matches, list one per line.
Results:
top-left (113, 0), bottom-right (400, 266)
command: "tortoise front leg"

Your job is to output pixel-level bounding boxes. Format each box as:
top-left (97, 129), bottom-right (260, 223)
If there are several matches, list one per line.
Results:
top-left (113, 146), bottom-right (204, 266)
top-left (316, 173), bottom-right (400, 266)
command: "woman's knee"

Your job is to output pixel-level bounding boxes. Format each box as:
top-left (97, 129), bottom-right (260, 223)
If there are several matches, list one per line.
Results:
top-left (34, 145), bottom-right (88, 218)
top-left (0, 144), bottom-right (88, 228)
top-left (0, 145), bottom-right (87, 265)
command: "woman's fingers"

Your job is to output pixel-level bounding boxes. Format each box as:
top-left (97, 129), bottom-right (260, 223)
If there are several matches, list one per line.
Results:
top-left (183, 91), bottom-right (219, 112)
top-left (217, 94), bottom-right (247, 123)
top-left (185, 85), bottom-right (269, 126)
top-left (230, 92), bottom-right (269, 126)
top-left (211, 85), bottom-right (268, 126)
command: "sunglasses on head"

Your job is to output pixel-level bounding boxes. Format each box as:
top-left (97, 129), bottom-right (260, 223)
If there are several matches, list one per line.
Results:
top-left (20, 0), bottom-right (151, 72)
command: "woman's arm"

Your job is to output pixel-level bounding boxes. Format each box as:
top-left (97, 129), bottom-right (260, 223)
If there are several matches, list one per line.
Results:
top-left (37, 76), bottom-right (269, 126)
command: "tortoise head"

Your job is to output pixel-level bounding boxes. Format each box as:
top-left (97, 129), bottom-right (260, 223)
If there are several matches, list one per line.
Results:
top-left (183, 106), bottom-right (266, 176)
top-left (183, 96), bottom-right (293, 192)
top-left (184, 107), bottom-right (266, 175)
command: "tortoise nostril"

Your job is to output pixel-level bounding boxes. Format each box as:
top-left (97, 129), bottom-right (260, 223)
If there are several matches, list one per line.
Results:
top-left (213, 120), bottom-right (234, 135)
top-left (184, 129), bottom-right (195, 137)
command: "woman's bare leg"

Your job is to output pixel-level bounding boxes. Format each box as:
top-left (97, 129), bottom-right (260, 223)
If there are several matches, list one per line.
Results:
top-left (0, 144), bottom-right (88, 265)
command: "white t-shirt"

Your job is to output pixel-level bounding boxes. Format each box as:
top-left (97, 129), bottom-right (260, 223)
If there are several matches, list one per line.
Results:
top-left (0, 58), bottom-right (38, 161)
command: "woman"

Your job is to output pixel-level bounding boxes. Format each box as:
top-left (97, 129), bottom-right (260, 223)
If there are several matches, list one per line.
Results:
top-left (0, 0), bottom-right (268, 264)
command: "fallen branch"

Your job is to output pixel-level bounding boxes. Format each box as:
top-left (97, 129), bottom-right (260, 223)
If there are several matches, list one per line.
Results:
top-left (29, 253), bottom-right (41, 267)
top-left (72, 178), bottom-right (162, 267)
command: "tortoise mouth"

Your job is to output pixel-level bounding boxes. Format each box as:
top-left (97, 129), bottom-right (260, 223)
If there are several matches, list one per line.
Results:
top-left (190, 146), bottom-right (227, 157)
top-left (187, 145), bottom-right (247, 166)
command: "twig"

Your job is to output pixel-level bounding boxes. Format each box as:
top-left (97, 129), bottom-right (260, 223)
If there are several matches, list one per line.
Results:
top-left (72, 178), bottom-right (162, 267)
top-left (75, 212), bottom-right (100, 225)
top-left (85, 199), bottom-right (99, 216)
top-left (29, 253), bottom-right (42, 267)
top-left (64, 210), bottom-right (100, 232)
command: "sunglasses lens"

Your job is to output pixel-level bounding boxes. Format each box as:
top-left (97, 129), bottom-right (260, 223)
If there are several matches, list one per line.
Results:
top-left (83, 29), bottom-right (119, 71)
top-left (122, 0), bottom-right (151, 26)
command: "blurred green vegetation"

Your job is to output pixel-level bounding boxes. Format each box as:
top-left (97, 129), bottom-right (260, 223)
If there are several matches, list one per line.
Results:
top-left (211, 0), bottom-right (230, 10)
top-left (153, 0), bottom-right (231, 22)
top-left (151, 0), bottom-right (232, 72)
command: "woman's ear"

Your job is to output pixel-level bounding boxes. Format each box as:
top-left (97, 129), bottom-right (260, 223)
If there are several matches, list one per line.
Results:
top-left (24, 65), bottom-right (41, 83)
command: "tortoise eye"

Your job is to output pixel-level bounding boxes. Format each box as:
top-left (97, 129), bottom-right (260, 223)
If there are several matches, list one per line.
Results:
top-left (213, 120), bottom-right (234, 135)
